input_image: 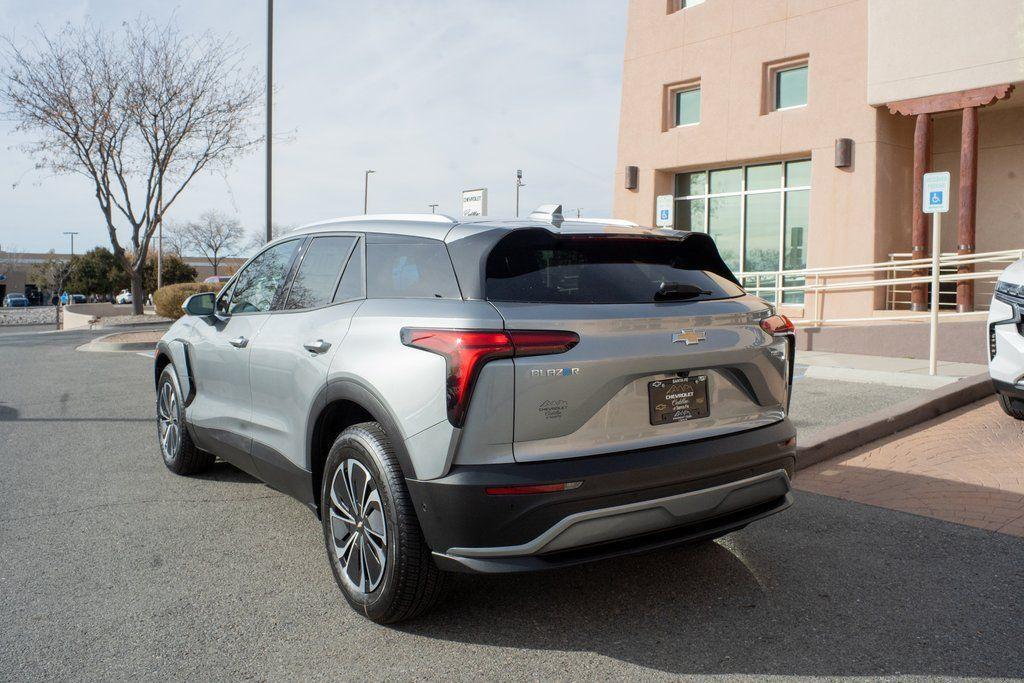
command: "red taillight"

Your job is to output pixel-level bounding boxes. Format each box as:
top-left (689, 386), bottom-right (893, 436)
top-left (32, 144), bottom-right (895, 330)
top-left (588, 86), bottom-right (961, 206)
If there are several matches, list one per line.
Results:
top-left (485, 481), bottom-right (583, 496)
top-left (401, 328), bottom-right (579, 427)
top-left (508, 330), bottom-right (580, 357)
top-left (760, 314), bottom-right (794, 336)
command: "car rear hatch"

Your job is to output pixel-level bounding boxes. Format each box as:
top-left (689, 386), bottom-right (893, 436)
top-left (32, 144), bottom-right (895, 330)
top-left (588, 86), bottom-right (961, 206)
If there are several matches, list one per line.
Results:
top-left (483, 228), bottom-right (793, 463)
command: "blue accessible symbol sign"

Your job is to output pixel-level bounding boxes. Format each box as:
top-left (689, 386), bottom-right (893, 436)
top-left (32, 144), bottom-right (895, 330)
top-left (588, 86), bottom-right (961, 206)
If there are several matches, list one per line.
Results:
top-left (922, 172), bottom-right (950, 214)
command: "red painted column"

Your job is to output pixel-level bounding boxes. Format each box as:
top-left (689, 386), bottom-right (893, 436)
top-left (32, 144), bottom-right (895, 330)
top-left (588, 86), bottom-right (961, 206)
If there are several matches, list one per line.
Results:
top-left (957, 106), bottom-right (978, 312)
top-left (911, 113), bottom-right (932, 311)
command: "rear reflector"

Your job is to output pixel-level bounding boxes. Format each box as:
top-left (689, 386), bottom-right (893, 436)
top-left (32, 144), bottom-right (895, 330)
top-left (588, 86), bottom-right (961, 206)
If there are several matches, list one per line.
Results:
top-left (485, 481), bottom-right (583, 496)
top-left (401, 328), bottom-right (579, 427)
top-left (760, 314), bottom-right (795, 336)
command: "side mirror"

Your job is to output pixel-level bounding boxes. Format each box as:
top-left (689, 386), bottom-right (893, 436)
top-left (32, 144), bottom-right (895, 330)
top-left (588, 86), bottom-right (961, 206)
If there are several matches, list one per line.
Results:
top-left (182, 292), bottom-right (216, 317)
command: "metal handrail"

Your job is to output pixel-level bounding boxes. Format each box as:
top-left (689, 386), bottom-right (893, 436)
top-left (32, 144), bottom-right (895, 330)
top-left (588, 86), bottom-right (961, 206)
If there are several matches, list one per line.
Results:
top-left (734, 248), bottom-right (1022, 327)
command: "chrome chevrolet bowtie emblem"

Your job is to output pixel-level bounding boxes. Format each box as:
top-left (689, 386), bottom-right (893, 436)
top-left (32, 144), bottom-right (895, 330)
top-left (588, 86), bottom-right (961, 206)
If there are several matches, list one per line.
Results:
top-left (672, 329), bottom-right (706, 345)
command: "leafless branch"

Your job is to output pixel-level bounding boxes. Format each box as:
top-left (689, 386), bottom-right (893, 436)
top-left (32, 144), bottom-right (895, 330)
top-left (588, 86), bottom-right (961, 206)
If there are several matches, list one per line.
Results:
top-left (1, 18), bottom-right (262, 312)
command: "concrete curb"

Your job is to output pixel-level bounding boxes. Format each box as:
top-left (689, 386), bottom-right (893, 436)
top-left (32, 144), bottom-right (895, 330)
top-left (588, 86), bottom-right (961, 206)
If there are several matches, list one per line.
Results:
top-left (795, 372), bottom-right (994, 471)
top-left (77, 332), bottom-right (158, 353)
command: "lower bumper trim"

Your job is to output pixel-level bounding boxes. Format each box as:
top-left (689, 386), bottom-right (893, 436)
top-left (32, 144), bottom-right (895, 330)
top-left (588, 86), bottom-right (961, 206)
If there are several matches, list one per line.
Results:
top-left (447, 469), bottom-right (790, 559)
top-left (433, 490), bottom-right (792, 574)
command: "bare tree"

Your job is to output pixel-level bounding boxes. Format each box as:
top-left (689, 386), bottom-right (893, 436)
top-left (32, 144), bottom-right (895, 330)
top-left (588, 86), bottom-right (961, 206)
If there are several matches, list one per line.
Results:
top-left (159, 218), bottom-right (190, 258)
top-left (246, 222), bottom-right (293, 253)
top-left (1, 20), bottom-right (262, 314)
top-left (28, 250), bottom-right (73, 302)
top-left (184, 210), bottom-right (246, 276)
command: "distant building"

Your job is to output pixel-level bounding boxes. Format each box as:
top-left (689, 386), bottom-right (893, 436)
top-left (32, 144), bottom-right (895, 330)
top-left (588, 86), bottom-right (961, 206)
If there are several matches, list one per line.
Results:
top-left (614, 0), bottom-right (1024, 318)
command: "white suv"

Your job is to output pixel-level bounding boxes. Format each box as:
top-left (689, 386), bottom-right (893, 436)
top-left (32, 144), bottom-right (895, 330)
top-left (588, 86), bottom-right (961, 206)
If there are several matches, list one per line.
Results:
top-left (989, 258), bottom-right (1024, 419)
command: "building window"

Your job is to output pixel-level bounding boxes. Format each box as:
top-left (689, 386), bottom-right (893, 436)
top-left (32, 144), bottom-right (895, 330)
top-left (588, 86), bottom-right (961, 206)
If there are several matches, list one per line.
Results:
top-left (673, 87), bottom-right (701, 127)
top-left (770, 62), bottom-right (808, 111)
top-left (673, 159), bottom-right (810, 303)
top-left (665, 80), bottom-right (701, 129)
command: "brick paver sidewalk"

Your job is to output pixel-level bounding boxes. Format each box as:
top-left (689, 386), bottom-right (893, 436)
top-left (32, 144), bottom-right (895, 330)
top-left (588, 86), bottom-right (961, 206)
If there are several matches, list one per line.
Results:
top-left (796, 397), bottom-right (1024, 536)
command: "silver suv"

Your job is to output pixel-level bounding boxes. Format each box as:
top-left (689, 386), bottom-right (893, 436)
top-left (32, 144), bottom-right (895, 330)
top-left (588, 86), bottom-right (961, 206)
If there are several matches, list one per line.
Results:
top-left (154, 208), bottom-right (796, 623)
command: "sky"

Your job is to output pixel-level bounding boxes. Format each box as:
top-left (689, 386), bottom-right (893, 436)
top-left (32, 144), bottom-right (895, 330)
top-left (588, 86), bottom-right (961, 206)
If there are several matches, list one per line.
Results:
top-left (0, 0), bottom-right (627, 255)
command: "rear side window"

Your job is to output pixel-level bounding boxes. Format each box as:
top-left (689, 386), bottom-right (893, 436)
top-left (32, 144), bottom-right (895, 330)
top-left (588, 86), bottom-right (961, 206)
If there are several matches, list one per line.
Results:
top-left (485, 231), bottom-right (743, 304)
top-left (284, 236), bottom-right (357, 310)
top-left (366, 242), bottom-right (461, 299)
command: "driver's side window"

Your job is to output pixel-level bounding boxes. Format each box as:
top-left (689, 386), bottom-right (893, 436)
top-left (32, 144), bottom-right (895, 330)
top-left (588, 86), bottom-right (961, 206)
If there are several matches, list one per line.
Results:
top-left (221, 239), bottom-right (301, 314)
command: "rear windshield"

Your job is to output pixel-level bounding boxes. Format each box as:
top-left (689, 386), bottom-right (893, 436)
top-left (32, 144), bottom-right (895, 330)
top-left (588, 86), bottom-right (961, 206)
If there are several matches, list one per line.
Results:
top-left (485, 231), bottom-right (744, 304)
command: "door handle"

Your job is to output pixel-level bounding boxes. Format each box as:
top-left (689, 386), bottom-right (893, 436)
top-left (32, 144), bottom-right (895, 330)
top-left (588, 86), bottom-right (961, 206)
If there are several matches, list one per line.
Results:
top-left (303, 339), bottom-right (331, 354)
top-left (228, 336), bottom-right (249, 348)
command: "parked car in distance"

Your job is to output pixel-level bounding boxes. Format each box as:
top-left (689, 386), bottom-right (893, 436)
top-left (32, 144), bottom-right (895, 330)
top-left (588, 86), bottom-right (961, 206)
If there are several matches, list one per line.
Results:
top-left (203, 275), bottom-right (232, 284)
top-left (115, 289), bottom-right (133, 304)
top-left (989, 258), bottom-right (1024, 419)
top-left (71, 294), bottom-right (87, 304)
top-left (3, 293), bottom-right (29, 307)
top-left (153, 209), bottom-right (797, 624)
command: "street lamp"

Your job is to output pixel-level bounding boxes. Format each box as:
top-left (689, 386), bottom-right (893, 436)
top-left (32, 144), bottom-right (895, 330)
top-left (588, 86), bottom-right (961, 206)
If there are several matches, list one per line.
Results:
top-left (428, 203), bottom-right (438, 214)
top-left (515, 169), bottom-right (524, 218)
top-left (363, 170), bottom-right (375, 214)
top-left (62, 231), bottom-right (79, 257)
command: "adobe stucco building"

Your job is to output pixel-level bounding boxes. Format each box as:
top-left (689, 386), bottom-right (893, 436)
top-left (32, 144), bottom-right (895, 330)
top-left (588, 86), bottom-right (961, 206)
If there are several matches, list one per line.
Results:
top-left (614, 0), bottom-right (1024, 318)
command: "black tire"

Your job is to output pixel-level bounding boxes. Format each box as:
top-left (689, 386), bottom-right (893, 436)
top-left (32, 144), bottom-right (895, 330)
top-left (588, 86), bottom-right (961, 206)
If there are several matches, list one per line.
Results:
top-left (320, 422), bottom-right (447, 624)
top-left (157, 366), bottom-right (214, 475)
top-left (998, 392), bottom-right (1024, 420)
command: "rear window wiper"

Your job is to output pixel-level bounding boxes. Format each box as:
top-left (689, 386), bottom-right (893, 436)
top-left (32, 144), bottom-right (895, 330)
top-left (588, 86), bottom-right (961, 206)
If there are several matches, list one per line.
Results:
top-left (654, 282), bottom-right (713, 301)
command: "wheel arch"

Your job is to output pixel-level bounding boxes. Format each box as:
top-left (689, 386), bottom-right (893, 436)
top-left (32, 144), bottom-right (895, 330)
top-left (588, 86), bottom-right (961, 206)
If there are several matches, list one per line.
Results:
top-left (154, 339), bottom-right (196, 405)
top-left (307, 379), bottom-right (416, 514)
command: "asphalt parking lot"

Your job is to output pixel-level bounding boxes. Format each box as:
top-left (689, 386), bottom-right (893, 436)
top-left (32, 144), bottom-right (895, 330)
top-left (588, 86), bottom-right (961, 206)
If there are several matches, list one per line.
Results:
top-left (2, 328), bottom-right (1022, 681)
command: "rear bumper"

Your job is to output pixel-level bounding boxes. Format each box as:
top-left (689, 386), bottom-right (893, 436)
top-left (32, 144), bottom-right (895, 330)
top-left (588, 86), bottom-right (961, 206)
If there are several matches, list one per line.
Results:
top-left (406, 419), bottom-right (796, 574)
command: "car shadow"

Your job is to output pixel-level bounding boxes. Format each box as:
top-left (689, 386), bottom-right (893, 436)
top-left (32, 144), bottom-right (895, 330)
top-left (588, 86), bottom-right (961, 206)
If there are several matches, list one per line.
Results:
top-left (192, 460), bottom-right (262, 484)
top-left (396, 491), bottom-right (1024, 678)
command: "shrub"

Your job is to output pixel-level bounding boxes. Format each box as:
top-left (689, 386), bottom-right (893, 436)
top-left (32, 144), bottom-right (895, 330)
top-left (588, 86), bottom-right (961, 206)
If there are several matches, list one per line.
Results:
top-left (154, 282), bottom-right (220, 320)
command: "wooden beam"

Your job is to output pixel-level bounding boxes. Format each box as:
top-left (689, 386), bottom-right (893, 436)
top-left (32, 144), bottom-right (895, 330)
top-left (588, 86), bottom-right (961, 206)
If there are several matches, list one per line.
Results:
top-left (887, 84), bottom-right (1014, 116)
top-left (957, 106), bottom-right (979, 313)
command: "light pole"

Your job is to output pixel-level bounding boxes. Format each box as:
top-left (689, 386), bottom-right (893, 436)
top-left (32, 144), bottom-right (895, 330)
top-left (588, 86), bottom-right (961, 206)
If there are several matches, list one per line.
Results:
top-left (62, 231), bottom-right (79, 257)
top-left (265, 0), bottom-right (274, 244)
top-left (428, 203), bottom-right (438, 214)
top-left (363, 170), bottom-right (375, 214)
top-left (515, 169), bottom-right (524, 218)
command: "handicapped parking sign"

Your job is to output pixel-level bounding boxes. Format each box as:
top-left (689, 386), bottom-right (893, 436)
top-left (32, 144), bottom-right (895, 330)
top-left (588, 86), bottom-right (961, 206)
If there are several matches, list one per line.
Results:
top-left (922, 172), bottom-right (950, 213)
top-left (655, 194), bottom-right (674, 227)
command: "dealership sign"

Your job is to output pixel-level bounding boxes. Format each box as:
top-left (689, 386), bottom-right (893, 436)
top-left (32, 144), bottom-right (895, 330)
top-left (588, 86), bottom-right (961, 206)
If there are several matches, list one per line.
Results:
top-left (462, 188), bottom-right (488, 217)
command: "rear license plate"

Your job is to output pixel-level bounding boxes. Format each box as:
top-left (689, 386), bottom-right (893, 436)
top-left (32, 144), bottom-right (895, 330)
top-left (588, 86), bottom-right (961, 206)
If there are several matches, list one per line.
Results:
top-left (648, 375), bottom-right (709, 425)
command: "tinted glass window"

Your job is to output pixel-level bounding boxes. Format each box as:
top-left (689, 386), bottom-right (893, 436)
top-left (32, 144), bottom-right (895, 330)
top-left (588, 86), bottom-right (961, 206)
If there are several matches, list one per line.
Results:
top-left (485, 231), bottom-right (743, 304)
top-left (776, 65), bottom-right (808, 109)
top-left (284, 236), bottom-right (356, 310)
top-left (366, 242), bottom-right (460, 299)
top-left (674, 88), bottom-right (700, 126)
top-left (334, 240), bottom-right (364, 302)
top-left (227, 239), bottom-right (300, 313)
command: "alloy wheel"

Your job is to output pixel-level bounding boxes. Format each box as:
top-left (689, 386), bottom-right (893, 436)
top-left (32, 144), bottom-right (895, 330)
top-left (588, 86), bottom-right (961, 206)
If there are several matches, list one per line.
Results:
top-left (329, 458), bottom-right (388, 594)
top-left (157, 382), bottom-right (180, 461)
